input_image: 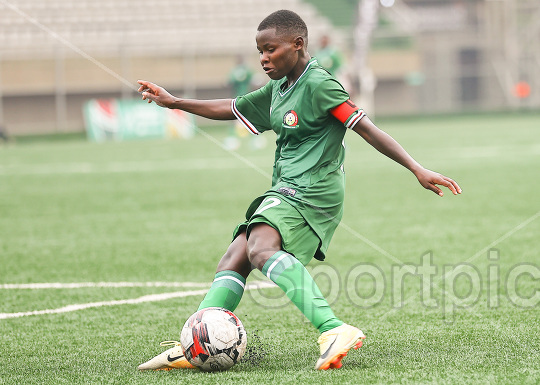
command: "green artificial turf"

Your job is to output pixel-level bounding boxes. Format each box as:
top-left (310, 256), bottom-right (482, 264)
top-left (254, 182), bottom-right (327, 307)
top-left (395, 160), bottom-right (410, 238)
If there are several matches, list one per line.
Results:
top-left (1, 113), bottom-right (538, 384)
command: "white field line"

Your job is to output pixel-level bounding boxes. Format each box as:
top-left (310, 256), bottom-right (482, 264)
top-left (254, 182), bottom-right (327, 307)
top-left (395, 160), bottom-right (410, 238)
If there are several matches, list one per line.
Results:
top-left (0, 281), bottom-right (276, 320)
top-left (0, 282), bottom-right (212, 289)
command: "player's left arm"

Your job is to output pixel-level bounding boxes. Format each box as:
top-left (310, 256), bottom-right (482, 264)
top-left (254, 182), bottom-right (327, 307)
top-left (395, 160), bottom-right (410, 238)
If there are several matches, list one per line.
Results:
top-left (350, 115), bottom-right (462, 197)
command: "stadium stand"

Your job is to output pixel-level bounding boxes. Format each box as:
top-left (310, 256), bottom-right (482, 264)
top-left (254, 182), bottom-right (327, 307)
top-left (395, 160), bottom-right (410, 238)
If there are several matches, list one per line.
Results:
top-left (1, 0), bottom-right (535, 134)
top-left (0, 0), bottom-right (342, 133)
top-left (0, 0), bottom-right (336, 56)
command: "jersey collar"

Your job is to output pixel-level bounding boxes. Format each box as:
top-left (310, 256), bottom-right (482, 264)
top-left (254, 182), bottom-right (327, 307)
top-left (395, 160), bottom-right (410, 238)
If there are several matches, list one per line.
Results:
top-left (278, 58), bottom-right (319, 97)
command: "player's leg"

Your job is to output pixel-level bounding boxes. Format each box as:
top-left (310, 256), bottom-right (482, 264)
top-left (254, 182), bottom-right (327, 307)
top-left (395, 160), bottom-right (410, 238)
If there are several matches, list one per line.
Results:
top-left (197, 232), bottom-right (253, 312)
top-left (247, 223), bottom-right (343, 333)
top-left (139, 233), bottom-right (252, 371)
top-left (247, 223), bottom-right (365, 370)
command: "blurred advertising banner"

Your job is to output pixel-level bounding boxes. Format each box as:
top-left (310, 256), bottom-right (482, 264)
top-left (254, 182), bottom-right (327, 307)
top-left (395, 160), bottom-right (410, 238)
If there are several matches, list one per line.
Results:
top-left (83, 99), bottom-right (195, 141)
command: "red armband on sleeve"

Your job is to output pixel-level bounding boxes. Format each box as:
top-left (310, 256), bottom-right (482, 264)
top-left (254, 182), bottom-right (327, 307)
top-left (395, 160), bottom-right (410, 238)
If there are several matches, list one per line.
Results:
top-left (330, 100), bottom-right (365, 129)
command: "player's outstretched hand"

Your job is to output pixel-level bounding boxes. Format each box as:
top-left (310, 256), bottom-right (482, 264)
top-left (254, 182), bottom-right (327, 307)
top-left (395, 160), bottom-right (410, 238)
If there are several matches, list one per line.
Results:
top-left (137, 80), bottom-right (175, 108)
top-left (414, 168), bottom-right (462, 197)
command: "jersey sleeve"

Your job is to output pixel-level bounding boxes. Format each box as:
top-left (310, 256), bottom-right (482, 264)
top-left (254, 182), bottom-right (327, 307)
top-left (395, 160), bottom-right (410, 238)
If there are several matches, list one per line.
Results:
top-left (330, 100), bottom-right (366, 129)
top-left (231, 81), bottom-right (273, 135)
top-left (312, 79), bottom-right (365, 129)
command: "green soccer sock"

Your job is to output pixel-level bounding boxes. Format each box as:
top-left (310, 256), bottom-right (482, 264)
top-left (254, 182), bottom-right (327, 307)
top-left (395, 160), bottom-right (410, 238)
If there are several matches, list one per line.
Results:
top-left (197, 270), bottom-right (246, 312)
top-left (262, 251), bottom-right (343, 333)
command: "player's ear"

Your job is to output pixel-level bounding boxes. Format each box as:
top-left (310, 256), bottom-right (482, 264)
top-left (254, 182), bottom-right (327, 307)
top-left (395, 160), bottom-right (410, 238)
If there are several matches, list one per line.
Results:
top-left (294, 36), bottom-right (305, 51)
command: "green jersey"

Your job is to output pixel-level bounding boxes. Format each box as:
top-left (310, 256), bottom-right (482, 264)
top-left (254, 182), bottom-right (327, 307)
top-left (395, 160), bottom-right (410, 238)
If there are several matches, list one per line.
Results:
top-left (229, 64), bottom-right (253, 97)
top-left (231, 58), bottom-right (364, 259)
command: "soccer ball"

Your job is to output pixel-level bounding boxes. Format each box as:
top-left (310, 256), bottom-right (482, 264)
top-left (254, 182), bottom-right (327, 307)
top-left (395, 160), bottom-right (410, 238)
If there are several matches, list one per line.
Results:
top-left (180, 307), bottom-right (247, 371)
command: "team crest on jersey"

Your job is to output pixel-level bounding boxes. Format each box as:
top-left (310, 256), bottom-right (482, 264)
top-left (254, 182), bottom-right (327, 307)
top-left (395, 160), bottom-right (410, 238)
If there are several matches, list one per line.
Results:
top-left (283, 110), bottom-right (299, 128)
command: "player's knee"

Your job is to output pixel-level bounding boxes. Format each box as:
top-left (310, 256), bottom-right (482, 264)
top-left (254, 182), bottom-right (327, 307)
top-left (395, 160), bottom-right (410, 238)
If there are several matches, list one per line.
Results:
top-left (217, 249), bottom-right (243, 270)
top-left (246, 224), bottom-right (281, 270)
top-left (216, 233), bottom-right (251, 275)
top-left (246, 246), bottom-right (267, 271)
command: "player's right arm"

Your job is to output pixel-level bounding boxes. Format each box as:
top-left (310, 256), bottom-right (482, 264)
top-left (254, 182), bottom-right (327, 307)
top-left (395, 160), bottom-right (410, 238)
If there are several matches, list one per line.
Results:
top-left (137, 80), bottom-right (235, 120)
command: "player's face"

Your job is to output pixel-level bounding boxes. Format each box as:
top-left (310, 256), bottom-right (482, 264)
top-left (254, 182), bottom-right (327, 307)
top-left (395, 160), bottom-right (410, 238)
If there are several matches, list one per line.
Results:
top-left (256, 28), bottom-right (301, 81)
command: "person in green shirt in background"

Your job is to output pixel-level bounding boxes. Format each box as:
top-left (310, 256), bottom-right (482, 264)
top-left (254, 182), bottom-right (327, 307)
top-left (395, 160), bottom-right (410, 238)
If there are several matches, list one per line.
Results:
top-left (229, 56), bottom-right (254, 97)
top-left (224, 56), bottom-right (266, 151)
top-left (316, 35), bottom-right (343, 76)
top-left (223, 56), bottom-right (254, 150)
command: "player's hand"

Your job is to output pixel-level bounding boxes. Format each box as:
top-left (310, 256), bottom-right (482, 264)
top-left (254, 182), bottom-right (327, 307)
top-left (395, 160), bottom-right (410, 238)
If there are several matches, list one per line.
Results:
top-left (137, 80), bottom-right (175, 108)
top-left (414, 168), bottom-right (462, 197)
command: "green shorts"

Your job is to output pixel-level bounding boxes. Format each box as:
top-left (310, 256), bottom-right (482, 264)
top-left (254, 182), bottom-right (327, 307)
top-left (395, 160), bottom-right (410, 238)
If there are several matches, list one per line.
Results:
top-left (233, 194), bottom-right (321, 266)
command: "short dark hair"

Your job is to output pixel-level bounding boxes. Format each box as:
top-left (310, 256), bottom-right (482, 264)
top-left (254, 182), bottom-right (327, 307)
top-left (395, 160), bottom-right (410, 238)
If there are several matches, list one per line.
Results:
top-left (258, 10), bottom-right (308, 42)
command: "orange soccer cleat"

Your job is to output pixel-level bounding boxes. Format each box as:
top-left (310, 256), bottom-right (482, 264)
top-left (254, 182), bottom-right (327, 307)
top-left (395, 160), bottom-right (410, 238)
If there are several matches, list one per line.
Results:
top-left (314, 324), bottom-right (365, 370)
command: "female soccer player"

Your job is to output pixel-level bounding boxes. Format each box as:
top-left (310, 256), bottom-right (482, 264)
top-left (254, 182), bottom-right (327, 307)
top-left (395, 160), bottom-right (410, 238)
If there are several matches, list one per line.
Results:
top-left (137, 10), bottom-right (462, 371)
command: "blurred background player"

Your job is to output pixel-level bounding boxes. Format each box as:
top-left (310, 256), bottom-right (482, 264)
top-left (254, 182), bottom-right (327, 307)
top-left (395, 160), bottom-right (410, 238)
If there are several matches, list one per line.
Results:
top-left (315, 35), bottom-right (353, 97)
top-left (229, 56), bottom-right (254, 99)
top-left (223, 56), bottom-right (253, 150)
top-left (223, 56), bottom-right (267, 151)
top-left (0, 124), bottom-right (9, 143)
top-left (316, 35), bottom-right (343, 77)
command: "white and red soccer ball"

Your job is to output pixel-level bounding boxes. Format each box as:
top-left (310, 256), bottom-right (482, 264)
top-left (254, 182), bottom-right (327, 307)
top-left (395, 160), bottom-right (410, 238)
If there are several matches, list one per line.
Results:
top-left (180, 307), bottom-right (247, 371)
